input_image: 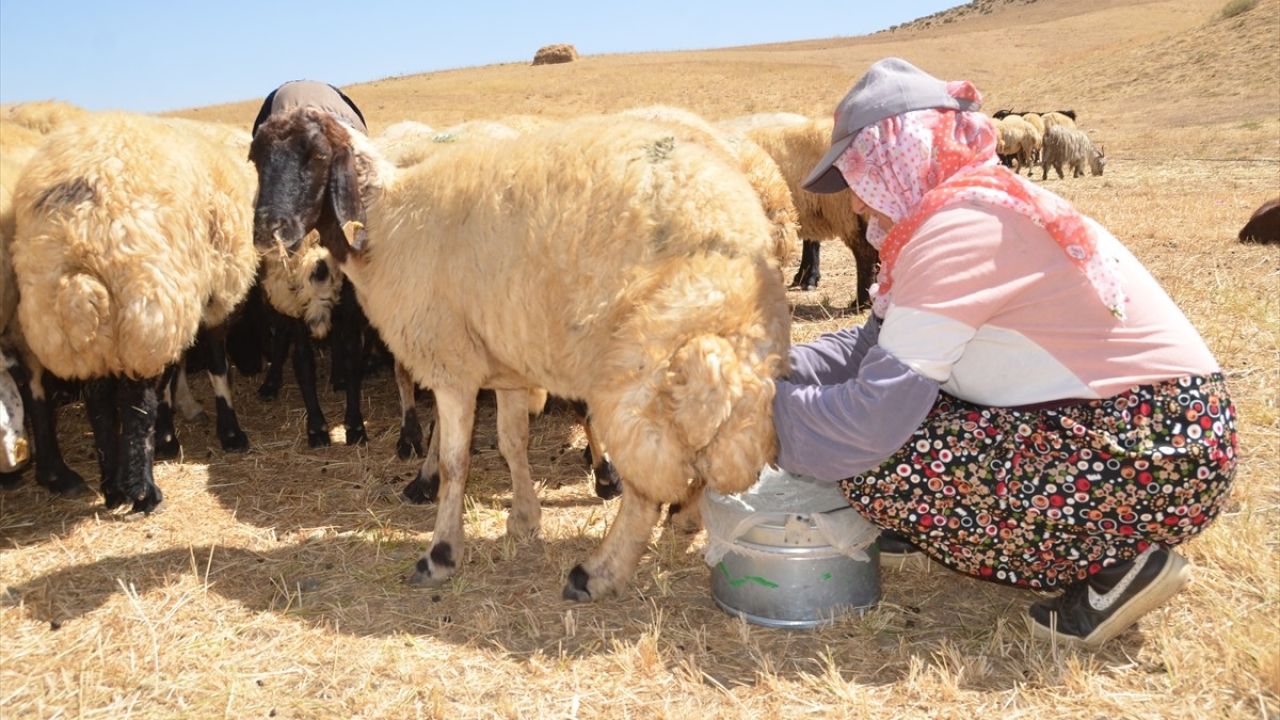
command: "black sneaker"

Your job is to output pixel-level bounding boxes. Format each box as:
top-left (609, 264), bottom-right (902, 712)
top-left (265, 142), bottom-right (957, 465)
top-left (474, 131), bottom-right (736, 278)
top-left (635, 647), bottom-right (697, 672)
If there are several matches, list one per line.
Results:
top-left (877, 529), bottom-right (924, 560)
top-left (1028, 545), bottom-right (1191, 649)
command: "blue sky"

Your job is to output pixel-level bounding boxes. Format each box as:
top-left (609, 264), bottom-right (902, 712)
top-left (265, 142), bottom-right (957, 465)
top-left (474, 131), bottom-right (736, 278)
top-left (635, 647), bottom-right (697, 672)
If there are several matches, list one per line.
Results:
top-left (0, 1), bottom-right (959, 113)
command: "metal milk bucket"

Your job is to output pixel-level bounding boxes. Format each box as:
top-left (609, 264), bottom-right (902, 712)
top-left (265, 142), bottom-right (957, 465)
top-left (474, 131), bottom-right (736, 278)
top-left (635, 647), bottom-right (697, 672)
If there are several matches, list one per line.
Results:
top-left (702, 467), bottom-right (881, 629)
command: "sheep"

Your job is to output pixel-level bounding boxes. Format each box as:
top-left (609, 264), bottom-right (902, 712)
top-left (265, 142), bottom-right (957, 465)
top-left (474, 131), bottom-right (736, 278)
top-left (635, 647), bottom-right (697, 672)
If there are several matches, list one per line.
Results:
top-left (375, 121), bottom-right (438, 168)
top-left (1021, 112), bottom-right (1046, 138)
top-left (0, 122), bottom-right (88, 493)
top-left (1, 154), bottom-right (29, 476)
top-left (250, 108), bottom-right (790, 600)
top-left (1239, 197), bottom-right (1279, 244)
top-left (1041, 110), bottom-right (1077, 132)
top-left (994, 115), bottom-right (1040, 175)
top-left (1041, 125), bottom-right (1106, 179)
top-left (619, 105), bottom-right (798, 270)
top-left (4, 100), bottom-right (88, 135)
top-left (405, 105), bottom-right (797, 507)
top-left (251, 87), bottom-right (375, 449)
top-left (375, 119), bottom-right (521, 170)
top-left (12, 112), bottom-right (260, 512)
top-left (727, 115), bottom-right (874, 307)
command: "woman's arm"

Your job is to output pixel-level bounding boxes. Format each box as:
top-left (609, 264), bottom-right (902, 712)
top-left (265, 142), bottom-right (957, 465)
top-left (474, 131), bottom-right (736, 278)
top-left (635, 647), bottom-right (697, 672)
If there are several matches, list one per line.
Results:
top-left (786, 314), bottom-right (881, 386)
top-left (772, 345), bottom-right (939, 481)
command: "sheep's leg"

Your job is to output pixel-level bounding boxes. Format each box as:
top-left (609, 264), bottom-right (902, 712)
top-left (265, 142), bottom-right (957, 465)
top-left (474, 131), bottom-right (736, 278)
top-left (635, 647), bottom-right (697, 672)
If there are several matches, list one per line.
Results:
top-left (403, 400), bottom-right (440, 504)
top-left (395, 361), bottom-right (424, 459)
top-left (257, 306), bottom-right (292, 401)
top-left (792, 239), bottom-right (822, 291)
top-left (495, 388), bottom-right (541, 537)
top-left (572, 401), bottom-right (621, 500)
top-left (290, 322), bottom-right (330, 448)
top-left (22, 361), bottom-right (88, 496)
top-left (666, 483), bottom-right (704, 534)
top-left (563, 487), bottom-right (663, 601)
top-left (154, 365), bottom-right (181, 460)
top-left (408, 385), bottom-right (477, 586)
top-left (83, 377), bottom-right (122, 506)
top-left (336, 283), bottom-right (368, 446)
top-left (113, 375), bottom-right (164, 514)
top-left (845, 223), bottom-right (877, 311)
top-left (172, 365), bottom-right (205, 421)
top-left (202, 325), bottom-right (250, 452)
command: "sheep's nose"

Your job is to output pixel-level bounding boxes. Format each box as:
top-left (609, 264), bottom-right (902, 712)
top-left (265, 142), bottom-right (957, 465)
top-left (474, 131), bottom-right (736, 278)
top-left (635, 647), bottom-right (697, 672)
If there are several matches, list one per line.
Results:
top-left (254, 216), bottom-right (297, 251)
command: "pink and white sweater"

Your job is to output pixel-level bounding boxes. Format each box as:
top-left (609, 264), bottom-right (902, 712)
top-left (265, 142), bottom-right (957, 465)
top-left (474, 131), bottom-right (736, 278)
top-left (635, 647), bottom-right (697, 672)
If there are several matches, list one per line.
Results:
top-left (772, 201), bottom-right (1219, 481)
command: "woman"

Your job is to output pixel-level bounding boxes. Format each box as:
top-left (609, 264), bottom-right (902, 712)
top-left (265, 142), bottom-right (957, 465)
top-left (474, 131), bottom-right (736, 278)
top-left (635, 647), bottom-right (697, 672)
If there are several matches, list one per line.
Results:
top-left (772, 58), bottom-right (1237, 648)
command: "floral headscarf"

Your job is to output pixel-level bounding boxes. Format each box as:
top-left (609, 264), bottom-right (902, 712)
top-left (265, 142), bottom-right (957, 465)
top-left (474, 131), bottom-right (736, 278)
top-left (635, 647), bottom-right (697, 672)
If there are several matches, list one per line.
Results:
top-left (834, 83), bottom-right (1126, 320)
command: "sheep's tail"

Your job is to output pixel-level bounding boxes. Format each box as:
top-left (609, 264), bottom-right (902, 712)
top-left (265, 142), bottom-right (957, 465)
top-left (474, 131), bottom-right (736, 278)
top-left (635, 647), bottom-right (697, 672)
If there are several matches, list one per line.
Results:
top-left (664, 334), bottom-right (778, 496)
top-left (54, 272), bottom-right (111, 354)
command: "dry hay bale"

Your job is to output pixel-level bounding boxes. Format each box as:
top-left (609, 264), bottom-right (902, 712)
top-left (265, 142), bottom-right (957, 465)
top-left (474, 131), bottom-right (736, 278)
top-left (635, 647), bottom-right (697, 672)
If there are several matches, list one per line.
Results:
top-left (532, 44), bottom-right (579, 66)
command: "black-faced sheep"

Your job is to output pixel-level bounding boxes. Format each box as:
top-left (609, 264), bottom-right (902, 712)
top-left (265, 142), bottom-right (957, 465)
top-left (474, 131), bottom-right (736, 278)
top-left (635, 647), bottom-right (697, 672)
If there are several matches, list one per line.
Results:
top-left (723, 115), bottom-right (875, 307)
top-left (1041, 125), bottom-right (1106, 180)
top-left (250, 83), bottom-right (373, 448)
top-left (250, 108), bottom-right (789, 600)
top-left (12, 113), bottom-right (259, 512)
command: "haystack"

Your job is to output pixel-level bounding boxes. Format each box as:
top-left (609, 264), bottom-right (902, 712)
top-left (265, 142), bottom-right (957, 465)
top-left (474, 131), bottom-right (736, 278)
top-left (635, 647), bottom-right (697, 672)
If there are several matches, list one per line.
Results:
top-left (532, 44), bottom-right (578, 66)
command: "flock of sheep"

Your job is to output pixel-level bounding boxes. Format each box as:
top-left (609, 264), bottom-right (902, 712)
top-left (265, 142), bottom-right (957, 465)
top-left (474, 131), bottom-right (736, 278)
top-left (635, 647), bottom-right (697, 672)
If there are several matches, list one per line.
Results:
top-left (0, 96), bottom-right (1109, 600)
top-left (992, 108), bottom-right (1107, 179)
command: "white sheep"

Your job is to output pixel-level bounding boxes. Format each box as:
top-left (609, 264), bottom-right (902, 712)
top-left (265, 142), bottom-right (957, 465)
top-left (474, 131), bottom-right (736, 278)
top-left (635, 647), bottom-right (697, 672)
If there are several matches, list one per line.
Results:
top-left (250, 108), bottom-right (789, 600)
top-left (4, 100), bottom-right (88, 135)
top-left (1041, 125), bottom-right (1106, 179)
top-left (1041, 111), bottom-right (1077, 132)
top-left (0, 121), bottom-right (89, 491)
top-left (728, 115), bottom-right (875, 307)
top-left (994, 115), bottom-right (1040, 175)
top-left (12, 112), bottom-right (260, 511)
top-left (1, 153), bottom-right (28, 475)
top-left (620, 105), bottom-right (798, 270)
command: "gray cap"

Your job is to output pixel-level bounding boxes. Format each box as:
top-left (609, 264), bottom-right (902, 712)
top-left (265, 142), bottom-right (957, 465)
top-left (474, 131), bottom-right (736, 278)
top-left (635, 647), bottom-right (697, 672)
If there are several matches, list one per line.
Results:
top-left (801, 57), bottom-right (982, 194)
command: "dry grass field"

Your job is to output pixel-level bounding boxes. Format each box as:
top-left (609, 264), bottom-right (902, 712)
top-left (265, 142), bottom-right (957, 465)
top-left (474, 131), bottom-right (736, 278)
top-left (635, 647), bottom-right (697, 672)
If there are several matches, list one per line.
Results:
top-left (2, 0), bottom-right (1278, 718)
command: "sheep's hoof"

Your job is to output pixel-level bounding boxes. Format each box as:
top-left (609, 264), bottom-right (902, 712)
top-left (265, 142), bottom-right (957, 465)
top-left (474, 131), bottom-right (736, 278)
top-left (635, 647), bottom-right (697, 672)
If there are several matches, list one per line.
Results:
top-left (102, 484), bottom-right (130, 510)
top-left (0, 470), bottom-right (24, 491)
top-left (257, 381), bottom-right (281, 401)
top-left (155, 432), bottom-right (181, 460)
top-left (593, 461), bottom-right (622, 500)
top-left (407, 545), bottom-right (454, 587)
top-left (667, 502), bottom-right (702, 534)
top-left (42, 465), bottom-right (90, 498)
top-left (307, 430), bottom-right (331, 449)
top-left (220, 429), bottom-right (250, 453)
top-left (344, 424), bottom-right (368, 446)
top-left (396, 432), bottom-right (423, 460)
top-left (506, 510), bottom-right (541, 538)
top-left (129, 482), bottom-right (164, 515)
top-left (403, 472), bottom-right (439, 504)
top-left (562, 564), bottom-right (594, 602)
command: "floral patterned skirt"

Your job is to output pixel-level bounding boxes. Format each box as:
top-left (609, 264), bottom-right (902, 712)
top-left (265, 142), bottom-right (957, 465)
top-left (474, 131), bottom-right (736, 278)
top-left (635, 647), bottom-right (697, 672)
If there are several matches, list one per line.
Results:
top-left (840, 373), bottom-right (1238, 589)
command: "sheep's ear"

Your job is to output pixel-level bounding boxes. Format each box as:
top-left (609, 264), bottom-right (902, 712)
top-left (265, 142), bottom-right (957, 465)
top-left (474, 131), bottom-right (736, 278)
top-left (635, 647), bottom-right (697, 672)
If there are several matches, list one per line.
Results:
top-left (327, 143), bottom-right (368, 252)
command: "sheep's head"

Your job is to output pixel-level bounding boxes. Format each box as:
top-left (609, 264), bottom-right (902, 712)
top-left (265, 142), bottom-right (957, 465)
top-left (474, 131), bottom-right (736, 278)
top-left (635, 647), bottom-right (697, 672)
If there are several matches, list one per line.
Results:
top-left (1089, 144), bottom-right (1107, 176)
top-left (250, 107), bottom-right (367, 263)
